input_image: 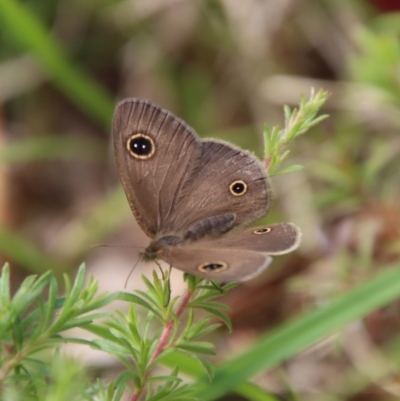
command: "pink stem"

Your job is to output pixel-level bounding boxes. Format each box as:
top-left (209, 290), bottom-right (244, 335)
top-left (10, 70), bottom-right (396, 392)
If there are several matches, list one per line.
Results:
top-left (264, 156), bottom-right (271, 171)
top-left (130, 288), bottom-right (192, 401)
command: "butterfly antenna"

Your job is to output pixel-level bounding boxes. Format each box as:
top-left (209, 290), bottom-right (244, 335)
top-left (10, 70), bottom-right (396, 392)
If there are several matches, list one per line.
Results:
top-left (124, 258), bottom-right (141, 289)
top-left (91, 243), bottom-right (145, 249)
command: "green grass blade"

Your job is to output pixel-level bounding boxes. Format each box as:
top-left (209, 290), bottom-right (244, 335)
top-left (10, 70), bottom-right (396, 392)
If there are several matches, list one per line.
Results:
top-left (0, 136), bottom-right (106, 165)
top-left (0, 0), bottom-right (114, 127)
top-left (236, 383), bottom-right (281, 401)
top-left (193, 264), bottom-right (400, 400)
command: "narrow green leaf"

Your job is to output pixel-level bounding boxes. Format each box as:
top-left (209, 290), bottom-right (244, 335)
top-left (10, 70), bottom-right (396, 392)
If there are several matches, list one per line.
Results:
top-left (31, 297), bottom-right (46, 341)
top-left (24, 340), bottom-right (64, 356)
top-left (0, 0), bottom-right (114, 126)
top-left (63, 272), bottom-right (72, 297)
top-left (308, 114), bottom-right (330, 126)
top-left (0, 263), bottom-right (11, 306)
top-left (79, 292), bottom-right (121, 314)
top-left (271, 164), bottom-right (304, 176)
top-left (111, 372), bottom-right (134, 400)
top-left (12, 272), bottom-right (52, 315)
top-left (157, 351), bottom-right (205, 376)
top-left (182, 309), bottom-right (195, 337)
top-left (22, 296), bottom-right (64, 333)
top-left (283, 104), bottom-right (292, 121)
top-left (147, 374), bottom-right (182, 384)
top-left (183, 316), bottom-right (210, 340)
top-left (83, 323), bottom-right (116, 338)
top-left (236, 382), bottom-right (281, 401)
top-left (49, 337), bottom-right (99, 348)
top-left (189, 323), bottom-right (222, 340)
top-left (91, 339), bottom-right (128, 355)
top-left (63, 264), bottom-right (86, 308)
top-left (48, 309), bottom-right (76, 335)
top-left (176, 341), bottom-right (215, 355)
top-left (166, 295), bottom-right (180, 317)
top-left (12, 315), bottom-right (24, 349)
top-left (107, 319), bottom-right (131, 339)
top-left (129, 292), bottom-right (163, 320)
top-left (42, 276), bottom-right (58, 332)
top-left (127, 322), bottom-right (143, 348)
top-left (192, 305), bottom-right (232, 332)
top-left (117, 291), bottom-right (152, 306)
top-left (57, 316), bottom-right (98, 332)
top-left (190, 354), bottom-right (215, 381)
top-left (163, 274), bottom-right (172, 308)
top-left (141, 274), bottom-right (157, 294)
top-left (191, 296), bottom-right (231, 310)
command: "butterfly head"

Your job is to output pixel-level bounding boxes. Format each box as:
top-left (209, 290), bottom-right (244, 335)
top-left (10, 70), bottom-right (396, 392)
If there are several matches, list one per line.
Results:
top-left (141, 235), bottom-right (183, 262)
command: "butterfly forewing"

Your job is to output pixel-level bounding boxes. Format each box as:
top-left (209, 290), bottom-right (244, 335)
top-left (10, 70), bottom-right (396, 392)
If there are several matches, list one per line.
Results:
top-left (113, 99), bottom-right (200, 238)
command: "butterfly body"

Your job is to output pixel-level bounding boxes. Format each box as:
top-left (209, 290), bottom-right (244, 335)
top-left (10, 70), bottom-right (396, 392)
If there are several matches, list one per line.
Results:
top-left (141, 235), bottom-right (182, 262)
top-left (113, 98), bottom-right (301, 281)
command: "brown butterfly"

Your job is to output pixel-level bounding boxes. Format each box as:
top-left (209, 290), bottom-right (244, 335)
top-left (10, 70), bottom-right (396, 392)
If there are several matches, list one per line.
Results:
top-left (113, 98), bottom-right (301, 281)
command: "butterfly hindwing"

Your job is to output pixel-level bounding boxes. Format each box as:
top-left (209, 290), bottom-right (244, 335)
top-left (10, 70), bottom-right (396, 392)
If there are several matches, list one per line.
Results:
top-left (218, 222), bottom-right (301, 254)
top-left (160, 245), bottom-right (272, 282)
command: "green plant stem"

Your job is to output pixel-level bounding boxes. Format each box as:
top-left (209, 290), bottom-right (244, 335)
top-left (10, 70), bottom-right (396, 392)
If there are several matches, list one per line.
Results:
top-left (0, 337), bottom-right (50, 387)
top-left (130, 287), bottom-right (193, 401)
top-left (0, 351), bottom-right (22, 383)
top-left (0, 342), bottom-right (35, 383)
